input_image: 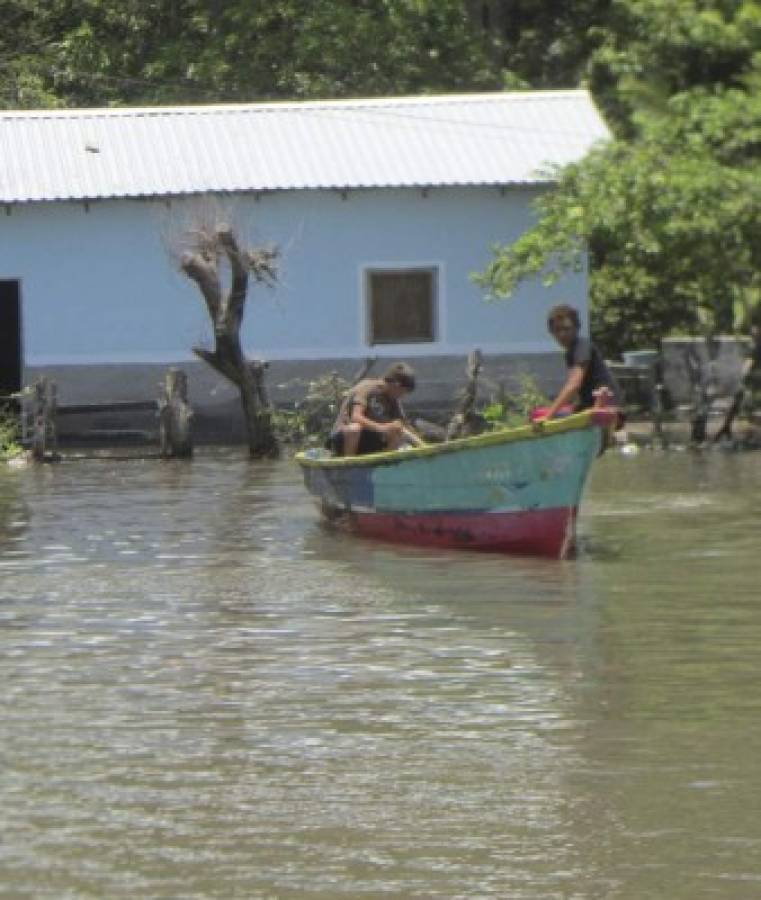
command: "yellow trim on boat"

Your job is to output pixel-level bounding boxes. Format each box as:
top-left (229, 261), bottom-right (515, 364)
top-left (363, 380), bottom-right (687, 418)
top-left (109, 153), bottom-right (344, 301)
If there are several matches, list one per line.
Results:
top-left (295, 410), bottom-right (599, 469)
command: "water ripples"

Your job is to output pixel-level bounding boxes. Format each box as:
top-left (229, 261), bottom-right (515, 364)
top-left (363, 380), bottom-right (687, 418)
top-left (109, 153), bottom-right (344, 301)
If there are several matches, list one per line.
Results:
top-left (2, 449), bottom-right (761, 897)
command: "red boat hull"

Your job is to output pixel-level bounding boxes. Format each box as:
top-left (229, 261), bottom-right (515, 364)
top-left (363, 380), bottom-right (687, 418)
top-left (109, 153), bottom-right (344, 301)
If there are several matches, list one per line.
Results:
top-left (345, 505), bottom-right (578, 558)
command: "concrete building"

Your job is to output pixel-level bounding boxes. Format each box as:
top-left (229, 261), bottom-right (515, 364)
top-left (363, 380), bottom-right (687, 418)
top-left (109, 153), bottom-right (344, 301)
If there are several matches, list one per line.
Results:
top-left (0, 90), bottom-right (608, 436)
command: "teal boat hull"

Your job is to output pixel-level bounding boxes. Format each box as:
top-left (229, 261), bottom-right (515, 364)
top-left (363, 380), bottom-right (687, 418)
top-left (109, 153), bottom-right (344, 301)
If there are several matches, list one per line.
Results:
top-left (297, 410), bottom-right (613, 558)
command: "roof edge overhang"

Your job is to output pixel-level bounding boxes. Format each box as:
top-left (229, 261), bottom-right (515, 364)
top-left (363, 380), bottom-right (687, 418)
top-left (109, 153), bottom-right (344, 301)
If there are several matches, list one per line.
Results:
top-left (0, 180), bottom-right (556, 207)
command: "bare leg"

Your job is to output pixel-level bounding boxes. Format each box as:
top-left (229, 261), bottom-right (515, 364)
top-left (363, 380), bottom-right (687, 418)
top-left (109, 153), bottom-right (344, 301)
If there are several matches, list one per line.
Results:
top-left (385, 431), bottom-right (403, 450)
top-left (341, 422), bottom-right (362, 456)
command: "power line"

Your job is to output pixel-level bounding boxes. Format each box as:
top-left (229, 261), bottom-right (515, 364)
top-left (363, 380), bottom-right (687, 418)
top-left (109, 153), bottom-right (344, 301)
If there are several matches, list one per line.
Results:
top-left (262, 100), bottom-right (603, 143)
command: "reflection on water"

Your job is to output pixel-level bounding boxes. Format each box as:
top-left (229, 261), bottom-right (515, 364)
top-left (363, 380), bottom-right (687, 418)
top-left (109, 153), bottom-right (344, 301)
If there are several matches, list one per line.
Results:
top-left (1, 449), bottom-right (761, 898)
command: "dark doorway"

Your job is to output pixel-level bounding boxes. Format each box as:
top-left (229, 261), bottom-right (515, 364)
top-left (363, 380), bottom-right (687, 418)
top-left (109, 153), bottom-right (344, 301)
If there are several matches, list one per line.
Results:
top-left (0, 279), bottom-right (22, 397)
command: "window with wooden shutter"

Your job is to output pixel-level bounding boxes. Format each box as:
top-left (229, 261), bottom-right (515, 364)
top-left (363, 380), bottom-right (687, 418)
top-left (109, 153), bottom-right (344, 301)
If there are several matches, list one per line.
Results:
top-left (367, 268), bottom-right (437, 345)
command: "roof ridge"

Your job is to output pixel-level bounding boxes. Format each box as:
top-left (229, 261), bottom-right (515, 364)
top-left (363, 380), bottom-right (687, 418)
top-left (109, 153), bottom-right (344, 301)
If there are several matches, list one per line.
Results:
top-left (0, 89), bottom-right (590, 120)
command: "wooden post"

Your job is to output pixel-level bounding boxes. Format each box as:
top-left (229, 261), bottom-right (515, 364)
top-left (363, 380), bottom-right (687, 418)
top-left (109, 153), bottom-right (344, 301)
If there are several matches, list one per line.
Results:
top-left (447, 349), bottom-right (483, 440)
top-left (684, 343), bottom-right (712, 444)
top-left (31, 379), bottom-right (44, 459)
top-left (158, 368), bottom-right (193, 458)
top-left (714, 330), bottom-right (761, 443)
top-left (31, 376), bottom-right (57, 462)
top-left (649, 354), bottom-right (668, 449)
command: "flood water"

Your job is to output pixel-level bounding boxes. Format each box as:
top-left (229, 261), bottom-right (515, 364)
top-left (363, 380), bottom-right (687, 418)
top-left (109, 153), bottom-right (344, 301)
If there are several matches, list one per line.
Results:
top-left (1, 448), bottom-right (760, 899)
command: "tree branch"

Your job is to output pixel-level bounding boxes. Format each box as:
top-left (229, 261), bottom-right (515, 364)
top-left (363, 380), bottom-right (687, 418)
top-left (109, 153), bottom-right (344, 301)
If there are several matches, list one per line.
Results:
top-left (245, 245), bottom-right (279, 285)
top-left (192, 347), bottom-right (242, 387)
top-left (181, 252), bottom-right (222, 323)
top-left (216, 225), bottom-right (248, 334)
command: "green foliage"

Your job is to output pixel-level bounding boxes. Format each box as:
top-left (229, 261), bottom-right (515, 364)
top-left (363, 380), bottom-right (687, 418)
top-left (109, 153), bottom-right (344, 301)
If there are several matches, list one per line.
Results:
top-left (476, 0), bottom-right (612, 90)
top-left (273, 371), bottom-right (350, 446)
top-left (481, 373), bottom-right (548, 428)
top-left (0, 1), bottom-right (507, 107)
top-left (0, 1), bottom-right (640, 109)
top-left (588, 0), bottom-right (761, 135)
top-left (270, 406), bottom-right (308, 446)
top-left (481, 1), bottom-right (761, 355)
top-left (0, 408), bottom-right (22, 460)
top-left (479, 125), bottom-right (761, 352)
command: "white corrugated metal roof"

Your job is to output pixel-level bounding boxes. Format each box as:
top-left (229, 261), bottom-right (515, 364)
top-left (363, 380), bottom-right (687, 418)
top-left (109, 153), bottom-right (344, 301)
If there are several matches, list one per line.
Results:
top-left (0, 90), bottom-right (609, 204)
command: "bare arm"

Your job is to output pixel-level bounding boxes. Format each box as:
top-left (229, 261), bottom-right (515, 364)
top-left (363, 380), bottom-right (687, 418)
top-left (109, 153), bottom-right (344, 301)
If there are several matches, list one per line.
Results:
top-left (541, 365), bottom-right (586, 420)
top-left (401, 424), bottom-right (425, 447)
top-left (397, 402), bottom-right (425, 446)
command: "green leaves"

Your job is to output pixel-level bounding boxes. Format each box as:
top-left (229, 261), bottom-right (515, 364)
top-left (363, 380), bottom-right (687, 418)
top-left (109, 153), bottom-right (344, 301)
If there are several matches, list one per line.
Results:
top-left (0, 1), bottom-right (507, 108)
top-left (480, 1), bottom-right (761, 354)
top-left (0, 407), bottom-right (21, 461)
top-left (0, 1), bottom-right (630, 109)
top-left (481, 89), bottom-right (761, 354)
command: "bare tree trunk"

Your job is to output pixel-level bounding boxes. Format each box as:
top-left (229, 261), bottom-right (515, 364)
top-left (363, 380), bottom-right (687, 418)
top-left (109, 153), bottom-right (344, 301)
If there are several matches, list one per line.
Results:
top-left (181, 224), bottom-right (279, 458)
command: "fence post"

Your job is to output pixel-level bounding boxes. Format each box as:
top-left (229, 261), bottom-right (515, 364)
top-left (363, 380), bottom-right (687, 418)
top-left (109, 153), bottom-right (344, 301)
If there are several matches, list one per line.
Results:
top-left (447, 349), bottom-right (483, 440)
top-left (31, 377), bottom-right (58, 461)
top-left (158, 368), bottom-right (193, 458)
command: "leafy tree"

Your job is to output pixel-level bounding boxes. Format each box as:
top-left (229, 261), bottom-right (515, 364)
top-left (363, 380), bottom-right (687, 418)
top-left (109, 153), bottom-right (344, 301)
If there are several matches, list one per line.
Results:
top-left (482, 1), bottom-right (761, 353)
top-left (480, 87), bottom-right (761, 354)
top-left (0, 1), bottom-right (506, 108)
top-left (471, 0), bottom-right (613, 89)
top-left (0, 0), bottom-right (627, 108)
top-left (588, 0), bottom-right (761, 134)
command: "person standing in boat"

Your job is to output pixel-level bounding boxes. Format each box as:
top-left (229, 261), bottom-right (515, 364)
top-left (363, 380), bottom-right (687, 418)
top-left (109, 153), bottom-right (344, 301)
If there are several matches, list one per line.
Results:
top-left (328, 362), bottom-right (423, 456)
top-left (537, 304), bottom-right (621, 421)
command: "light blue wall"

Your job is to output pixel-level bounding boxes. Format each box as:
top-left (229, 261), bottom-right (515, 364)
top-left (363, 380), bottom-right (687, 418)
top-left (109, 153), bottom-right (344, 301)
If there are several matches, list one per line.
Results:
top-left (0, 187), bottom-right (588, 367)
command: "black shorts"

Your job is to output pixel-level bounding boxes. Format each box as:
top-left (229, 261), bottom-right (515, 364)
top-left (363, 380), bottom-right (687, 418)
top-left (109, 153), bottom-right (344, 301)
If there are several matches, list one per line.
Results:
top-left (326, 428), bottom-right (386, 456)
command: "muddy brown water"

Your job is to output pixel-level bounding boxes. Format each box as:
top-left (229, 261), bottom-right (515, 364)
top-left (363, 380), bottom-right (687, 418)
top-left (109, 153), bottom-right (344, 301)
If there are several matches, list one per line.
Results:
top-left (1, 449), bottom-right (760, 898)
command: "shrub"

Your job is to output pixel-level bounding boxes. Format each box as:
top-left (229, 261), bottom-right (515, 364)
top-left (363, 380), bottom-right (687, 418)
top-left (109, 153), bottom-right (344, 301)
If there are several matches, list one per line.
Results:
top-left (0, 407), bottom-right (22, 460)
top-left (481, 373), bottom-right (548, 429)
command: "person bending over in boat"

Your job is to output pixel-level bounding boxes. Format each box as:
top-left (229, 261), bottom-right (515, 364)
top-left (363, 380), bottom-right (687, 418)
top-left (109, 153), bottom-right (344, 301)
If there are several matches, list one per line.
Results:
top-left (328, 362), bottom-right (424, 456)
top-left (537, 304), bottom-right (621, 422)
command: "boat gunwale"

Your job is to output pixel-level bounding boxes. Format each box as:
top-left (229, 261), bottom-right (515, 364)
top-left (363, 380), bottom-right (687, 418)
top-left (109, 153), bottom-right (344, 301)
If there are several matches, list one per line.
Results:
top-left (295, 409), bottom-right (611, 469)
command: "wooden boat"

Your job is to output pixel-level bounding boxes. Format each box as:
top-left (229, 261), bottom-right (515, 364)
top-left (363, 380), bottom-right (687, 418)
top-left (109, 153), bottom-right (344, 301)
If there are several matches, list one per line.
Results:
top-left (296, 408), bottom-right (616, 559)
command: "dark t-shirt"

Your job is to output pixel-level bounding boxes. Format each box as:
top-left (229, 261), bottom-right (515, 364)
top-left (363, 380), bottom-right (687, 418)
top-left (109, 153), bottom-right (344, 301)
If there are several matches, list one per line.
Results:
top-left (334, 378), bottom-right (403, 430)
top-left (565, 337), bottom-right (621, 409)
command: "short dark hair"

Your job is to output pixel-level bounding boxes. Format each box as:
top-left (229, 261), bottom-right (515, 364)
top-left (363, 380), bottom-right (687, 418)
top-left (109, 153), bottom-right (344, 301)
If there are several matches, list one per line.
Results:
top-left (547, 304), bottom-right (581, 333)
top-left (383, 362), bottom-right (416, 392)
